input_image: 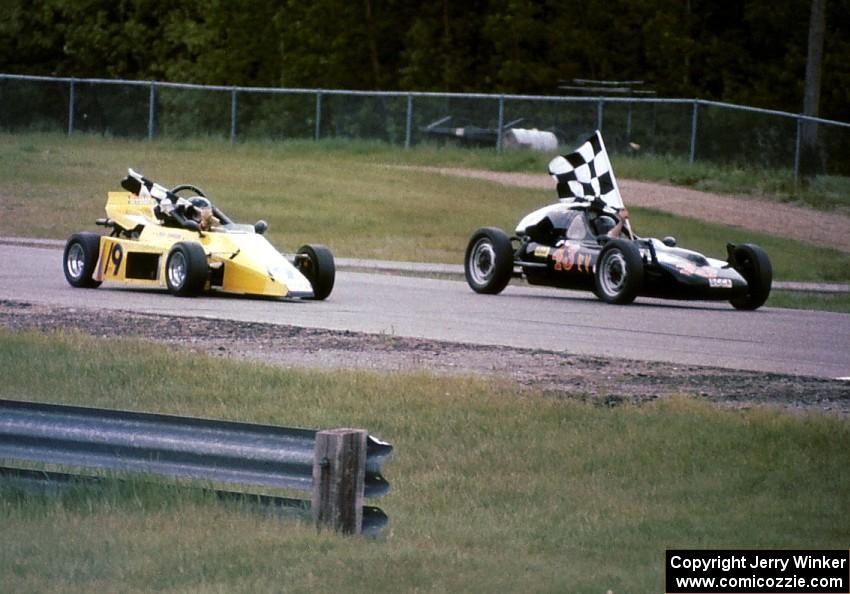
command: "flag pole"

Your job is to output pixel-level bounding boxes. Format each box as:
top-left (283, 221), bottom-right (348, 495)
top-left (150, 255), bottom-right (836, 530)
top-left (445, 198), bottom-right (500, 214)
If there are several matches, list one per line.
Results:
top-left (594, 130), bottom-right (634, 239)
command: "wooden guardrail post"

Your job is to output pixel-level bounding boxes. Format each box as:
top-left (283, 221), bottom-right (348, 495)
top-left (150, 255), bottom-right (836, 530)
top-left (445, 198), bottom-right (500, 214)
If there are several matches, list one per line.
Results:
top-left (312, 428), bottom-right (367, 535)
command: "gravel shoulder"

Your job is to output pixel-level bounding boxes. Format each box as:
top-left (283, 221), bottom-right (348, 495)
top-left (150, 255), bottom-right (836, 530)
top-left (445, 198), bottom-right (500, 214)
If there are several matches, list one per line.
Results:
top-left (3, 300), bottom-right (848, 418)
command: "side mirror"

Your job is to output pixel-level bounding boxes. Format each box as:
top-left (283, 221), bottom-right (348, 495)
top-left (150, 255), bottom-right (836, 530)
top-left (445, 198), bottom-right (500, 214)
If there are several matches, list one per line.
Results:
top-left (662, 236), bottom-right (677, 247)
top-left (254, 220), bottom-right (268, 235)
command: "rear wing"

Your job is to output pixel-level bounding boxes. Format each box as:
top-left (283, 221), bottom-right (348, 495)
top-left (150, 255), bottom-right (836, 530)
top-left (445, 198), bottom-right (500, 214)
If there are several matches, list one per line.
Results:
top-left (103, 167), bottom-right (178, 230)
top-left (104, 169), bottom-right (168, 228)
top-left (104, 191), bottom-right (158, 229)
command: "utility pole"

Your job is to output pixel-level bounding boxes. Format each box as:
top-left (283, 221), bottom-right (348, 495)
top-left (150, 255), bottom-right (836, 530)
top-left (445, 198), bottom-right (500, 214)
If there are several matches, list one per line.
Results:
top-left (802, 0), bottom-right (826, 148)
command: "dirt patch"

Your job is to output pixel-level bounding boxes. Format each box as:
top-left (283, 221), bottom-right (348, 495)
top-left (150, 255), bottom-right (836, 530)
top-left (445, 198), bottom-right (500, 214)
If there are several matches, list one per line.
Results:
top-left (405, 166), bottom-right (850, 254)
top-left (2, 300), bottom-right (848, 417)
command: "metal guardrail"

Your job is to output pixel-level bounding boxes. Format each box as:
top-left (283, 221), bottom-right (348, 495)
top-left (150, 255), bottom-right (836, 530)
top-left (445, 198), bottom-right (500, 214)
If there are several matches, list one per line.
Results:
top-left (0, 399), bottom-right (392, 534)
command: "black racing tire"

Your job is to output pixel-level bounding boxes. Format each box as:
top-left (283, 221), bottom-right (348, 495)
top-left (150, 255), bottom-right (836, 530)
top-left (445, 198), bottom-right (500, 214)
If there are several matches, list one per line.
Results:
top-left (729, 243), bottom-right (772, 310)
top-left (464, 227), bottom-right (514, 295)
top-left (593, 239), bottom-right (644, 304)
top-left (296, 244), bottom-right (335, 300)
top-left (63, 232), bottom-right (103, 288)
top-left (165, 242), bottom-right (209, 296)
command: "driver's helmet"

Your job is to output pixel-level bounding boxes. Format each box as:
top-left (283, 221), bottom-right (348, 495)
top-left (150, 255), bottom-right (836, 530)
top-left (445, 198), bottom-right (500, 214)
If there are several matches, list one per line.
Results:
top-left (593, 214), bottom-right (617, 236)
top-left (186, 197), bottom-right (214, 230)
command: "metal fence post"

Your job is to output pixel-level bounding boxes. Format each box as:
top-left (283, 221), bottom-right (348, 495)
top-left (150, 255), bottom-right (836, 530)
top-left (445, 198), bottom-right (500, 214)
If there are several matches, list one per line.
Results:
top-left (312, 428), bottom-right (367, 535)
top-left (794, 117), bottom-right (802, 183)
top-left (689, 100), bottom-right (699, 164)
top-left (405, 94), bottom-right (413, 149)
top-left (67, 78), bottom-right (75, 136)
top-left (597, 98), bottom-right (604, 132)
top-left (148, 82), bottom-right (156, 141)
top-left (230, 88), bottom-right (238, 144)
top-left (315, 91), bottom-right (322, 142)
top-left (496, 95), bottom-right (505, 151)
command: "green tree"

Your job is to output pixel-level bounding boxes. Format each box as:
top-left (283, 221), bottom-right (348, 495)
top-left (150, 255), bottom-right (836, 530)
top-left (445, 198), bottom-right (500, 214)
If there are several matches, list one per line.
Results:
top-left (2, 0), bottom-right (850, 120)
top-left (276, 0), bottom-right (413, 89)
top-left (398, 0), bottom-right (493, 92)
top-left (157, 0), bottom-right (281, 86)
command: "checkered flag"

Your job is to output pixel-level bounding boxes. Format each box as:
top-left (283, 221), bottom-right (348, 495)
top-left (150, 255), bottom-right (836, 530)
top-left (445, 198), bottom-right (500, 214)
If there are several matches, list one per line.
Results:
top-left (548, 130), bottom-right (624, 209)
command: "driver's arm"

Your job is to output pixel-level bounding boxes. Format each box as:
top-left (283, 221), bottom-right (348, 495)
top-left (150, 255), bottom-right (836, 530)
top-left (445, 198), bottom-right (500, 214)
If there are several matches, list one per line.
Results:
top-left (609, 208), bottom-right (630, 238)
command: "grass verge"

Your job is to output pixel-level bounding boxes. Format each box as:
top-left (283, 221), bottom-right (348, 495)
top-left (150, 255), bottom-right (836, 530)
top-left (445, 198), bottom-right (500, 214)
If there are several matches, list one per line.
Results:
top-left (613, 153), bottom-right (850, 214)
top-left (767, 290), bottom-right (850, 313)
top-left (1, 133), bottom-right (849, 274)
top-left (1, 329), bottom-right (848, 594)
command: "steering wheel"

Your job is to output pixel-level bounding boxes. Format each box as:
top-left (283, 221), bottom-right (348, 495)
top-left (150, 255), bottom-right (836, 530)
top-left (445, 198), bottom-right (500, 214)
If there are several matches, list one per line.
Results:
top-left (169, 184), bottom-right (207, 198)
top-left (168, 182), bottom-right (233, 226)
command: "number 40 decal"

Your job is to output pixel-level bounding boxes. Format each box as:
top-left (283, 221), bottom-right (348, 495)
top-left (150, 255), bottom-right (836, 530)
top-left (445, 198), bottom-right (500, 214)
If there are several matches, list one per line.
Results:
top-left (552, 245), bottom-right (593, 274)
top-left (103, 243), bottom-right (123, 275)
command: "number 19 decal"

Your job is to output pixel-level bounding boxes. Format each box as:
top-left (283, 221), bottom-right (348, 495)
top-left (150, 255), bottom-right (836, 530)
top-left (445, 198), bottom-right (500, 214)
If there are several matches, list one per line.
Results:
top-left (104, 243), bottom-right (123, 276)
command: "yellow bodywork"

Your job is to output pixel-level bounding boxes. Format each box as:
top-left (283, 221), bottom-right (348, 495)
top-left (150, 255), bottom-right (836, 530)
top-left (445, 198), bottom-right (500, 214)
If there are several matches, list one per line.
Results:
top-left (92, 191), bottom-right (313, 298)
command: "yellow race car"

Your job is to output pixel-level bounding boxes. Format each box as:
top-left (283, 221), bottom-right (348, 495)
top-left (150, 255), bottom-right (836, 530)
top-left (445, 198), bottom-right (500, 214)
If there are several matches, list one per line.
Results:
top-left (62, 169), bottom-right (334, 300)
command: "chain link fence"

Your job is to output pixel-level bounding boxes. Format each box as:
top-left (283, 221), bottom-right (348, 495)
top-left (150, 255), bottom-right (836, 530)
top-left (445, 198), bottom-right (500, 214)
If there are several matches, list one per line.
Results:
top-left (2, 73), bottom-right (848, 179)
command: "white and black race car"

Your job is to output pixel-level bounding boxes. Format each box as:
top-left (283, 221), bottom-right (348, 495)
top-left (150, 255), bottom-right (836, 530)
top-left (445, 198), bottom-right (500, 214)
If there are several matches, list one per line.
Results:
top-left (463, 132), bottom-right (772, 309)
top-left (464, 200), bottom-right (771, 309)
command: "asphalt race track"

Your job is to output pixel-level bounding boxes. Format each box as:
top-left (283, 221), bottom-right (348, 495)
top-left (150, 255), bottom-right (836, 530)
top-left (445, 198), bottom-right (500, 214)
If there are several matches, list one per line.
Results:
top-left (2, 244), bottom-right (849, 379)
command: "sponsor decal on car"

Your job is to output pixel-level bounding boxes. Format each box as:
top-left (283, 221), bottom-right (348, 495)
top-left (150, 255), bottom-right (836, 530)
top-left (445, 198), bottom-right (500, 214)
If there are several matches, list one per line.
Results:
top-left (128, 195), bottom-right (156, 206)
top-left (147, 229), bottom-right (186, 241)
top-left (552, 244), bottom-right (592, 273)
top-left (709, 277), bottom-right (733, 288)
top-left (678, 262), bottom-right (719, 279)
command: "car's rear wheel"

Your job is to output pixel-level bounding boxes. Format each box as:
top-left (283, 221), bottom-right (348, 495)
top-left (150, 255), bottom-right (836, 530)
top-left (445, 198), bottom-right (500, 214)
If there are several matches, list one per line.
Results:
top-left (729, 243), bottom-right (772, 310)
top-left (593, 240), bottom-right (644, 304)
top-left (296, 244), bottom-right (335, 300)
top-left (464, 227), bottom-right (514, 294)
top-left (165, 242), bottom-right (209, 296)
top-left (63, 233), bottom-right (103, 288)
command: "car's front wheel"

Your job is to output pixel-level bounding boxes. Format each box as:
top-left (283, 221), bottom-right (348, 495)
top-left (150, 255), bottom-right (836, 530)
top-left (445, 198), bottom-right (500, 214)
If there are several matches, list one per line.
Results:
top-left (165, 242), bottom-right (209, 296)
top-left (729, 243), bottom-right (772, 310)
top-left (593, 240), bottom-right (644, 304)
top-left (296, 244), bottom-right (335, 300)
top-left (63, 233), bottom-right (103, 288)
top-left (464, 227), bottom-right (514, 295)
